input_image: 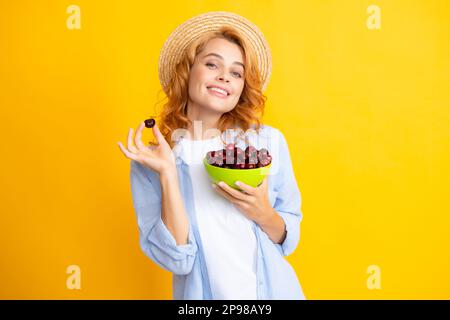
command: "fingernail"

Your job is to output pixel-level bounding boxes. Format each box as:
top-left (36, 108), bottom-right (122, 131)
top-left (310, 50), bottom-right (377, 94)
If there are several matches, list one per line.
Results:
top-left (235, 181), bottom-right (241, 186)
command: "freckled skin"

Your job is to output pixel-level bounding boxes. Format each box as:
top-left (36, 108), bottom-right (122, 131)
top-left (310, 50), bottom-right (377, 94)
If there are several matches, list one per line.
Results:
top-left (187, 38), bottom-right (246, 116)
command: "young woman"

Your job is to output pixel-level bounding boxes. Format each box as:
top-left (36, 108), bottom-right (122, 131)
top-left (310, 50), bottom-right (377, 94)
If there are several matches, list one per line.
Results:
top-left (117, 11), bottom-right (305, 300)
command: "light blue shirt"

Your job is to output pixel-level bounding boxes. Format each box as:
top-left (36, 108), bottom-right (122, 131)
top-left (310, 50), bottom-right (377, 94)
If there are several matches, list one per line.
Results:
top-left (129, 124), bottom-right (305, 299)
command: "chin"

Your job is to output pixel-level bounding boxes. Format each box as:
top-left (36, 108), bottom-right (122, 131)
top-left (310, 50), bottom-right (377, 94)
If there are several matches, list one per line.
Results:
top-left (202, 100), bottom-right (233, 113)
top-left (203, 104), bottom-right (230, 114)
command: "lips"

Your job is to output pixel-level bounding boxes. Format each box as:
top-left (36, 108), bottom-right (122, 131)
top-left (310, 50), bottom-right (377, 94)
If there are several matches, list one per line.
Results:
top-left (207, 88), bottom-right (229, 99)
top-left (206, 85), bottom-right (231, 96)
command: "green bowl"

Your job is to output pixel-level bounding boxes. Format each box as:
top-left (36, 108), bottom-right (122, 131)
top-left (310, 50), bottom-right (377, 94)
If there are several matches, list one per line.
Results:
top-left (203, 158), bottom-right (271, 190)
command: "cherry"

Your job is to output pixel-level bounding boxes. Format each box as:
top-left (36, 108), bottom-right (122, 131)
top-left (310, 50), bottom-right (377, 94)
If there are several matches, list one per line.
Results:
top-left (206, 151), bottom-right (216, 164)
top-left (214, 149), bottom-right (225, 166)
top-left (144, 118), bottom-right (155, 128)
top-left (225, 143), bottom-right (235, 150)
top-left (235, 147), bottom-right (245, 164)
top-left (206, 144), bottom-right (272, 169)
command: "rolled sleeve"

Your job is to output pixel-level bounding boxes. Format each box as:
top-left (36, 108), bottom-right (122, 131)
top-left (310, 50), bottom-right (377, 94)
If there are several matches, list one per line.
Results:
top-left (272, 130), bottom-right (303, 256)
top-left (130, 160), bottom-right (198, 275)
top-left (148, 215), bottom-right (197, 260)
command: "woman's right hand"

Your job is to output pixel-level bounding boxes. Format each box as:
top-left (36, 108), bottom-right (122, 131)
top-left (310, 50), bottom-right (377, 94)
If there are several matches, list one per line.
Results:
top-left (117, 121), bottom-right (176, 175)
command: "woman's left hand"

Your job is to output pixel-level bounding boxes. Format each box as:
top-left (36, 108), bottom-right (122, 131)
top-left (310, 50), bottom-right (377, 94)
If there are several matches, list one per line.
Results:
top-left (212, 177), bottom-right (275, 224)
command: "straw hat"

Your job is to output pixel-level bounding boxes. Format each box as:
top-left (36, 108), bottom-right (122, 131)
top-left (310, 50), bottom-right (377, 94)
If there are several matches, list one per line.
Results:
top-left (158, 11), bottom-right (272, 95)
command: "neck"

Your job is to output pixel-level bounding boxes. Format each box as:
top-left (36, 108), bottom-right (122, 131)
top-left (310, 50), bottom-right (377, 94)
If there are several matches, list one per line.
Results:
top-left (186, 102), bottom-right (223, 140)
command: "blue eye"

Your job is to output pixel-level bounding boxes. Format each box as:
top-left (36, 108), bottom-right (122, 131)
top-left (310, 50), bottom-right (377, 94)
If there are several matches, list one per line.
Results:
top-left (206, 63), bottom-right (216, 68)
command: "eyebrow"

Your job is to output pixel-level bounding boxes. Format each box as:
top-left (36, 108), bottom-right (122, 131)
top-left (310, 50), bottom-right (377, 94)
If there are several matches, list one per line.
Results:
top-left (203, 53), bottom-right (245, 69)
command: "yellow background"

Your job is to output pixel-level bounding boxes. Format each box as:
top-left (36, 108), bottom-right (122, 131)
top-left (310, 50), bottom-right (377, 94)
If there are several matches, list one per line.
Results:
top-left (1, 0), bottom-right (449, 299)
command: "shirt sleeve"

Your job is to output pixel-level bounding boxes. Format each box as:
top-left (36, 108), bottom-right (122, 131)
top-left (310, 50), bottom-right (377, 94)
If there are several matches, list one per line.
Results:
top-left (130, 160), bottom-right (198, 275)
top-left (272, 129), bottom-right (303, 256)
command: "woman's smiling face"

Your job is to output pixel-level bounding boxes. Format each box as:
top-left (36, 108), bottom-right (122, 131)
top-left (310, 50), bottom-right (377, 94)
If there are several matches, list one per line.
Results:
top-left (187, 37), bottom-right (246, 114)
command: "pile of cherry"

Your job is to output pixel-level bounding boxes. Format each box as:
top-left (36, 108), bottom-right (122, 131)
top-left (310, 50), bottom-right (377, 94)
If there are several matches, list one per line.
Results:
top-left (206, 144), bottom-right (272, 169)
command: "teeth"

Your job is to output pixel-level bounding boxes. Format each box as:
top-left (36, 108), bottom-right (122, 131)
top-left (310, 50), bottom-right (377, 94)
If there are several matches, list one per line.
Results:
top-left (208, 87), bottom-right (228, 96)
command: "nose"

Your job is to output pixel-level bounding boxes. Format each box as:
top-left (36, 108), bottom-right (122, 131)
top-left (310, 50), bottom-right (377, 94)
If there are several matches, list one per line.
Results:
top-left (217, 74), bottom-right (230, 83)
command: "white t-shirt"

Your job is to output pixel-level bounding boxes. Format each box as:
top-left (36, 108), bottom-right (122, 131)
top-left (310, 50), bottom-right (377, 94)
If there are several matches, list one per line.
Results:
top-left (178, 135), bottom-right (257, 300)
